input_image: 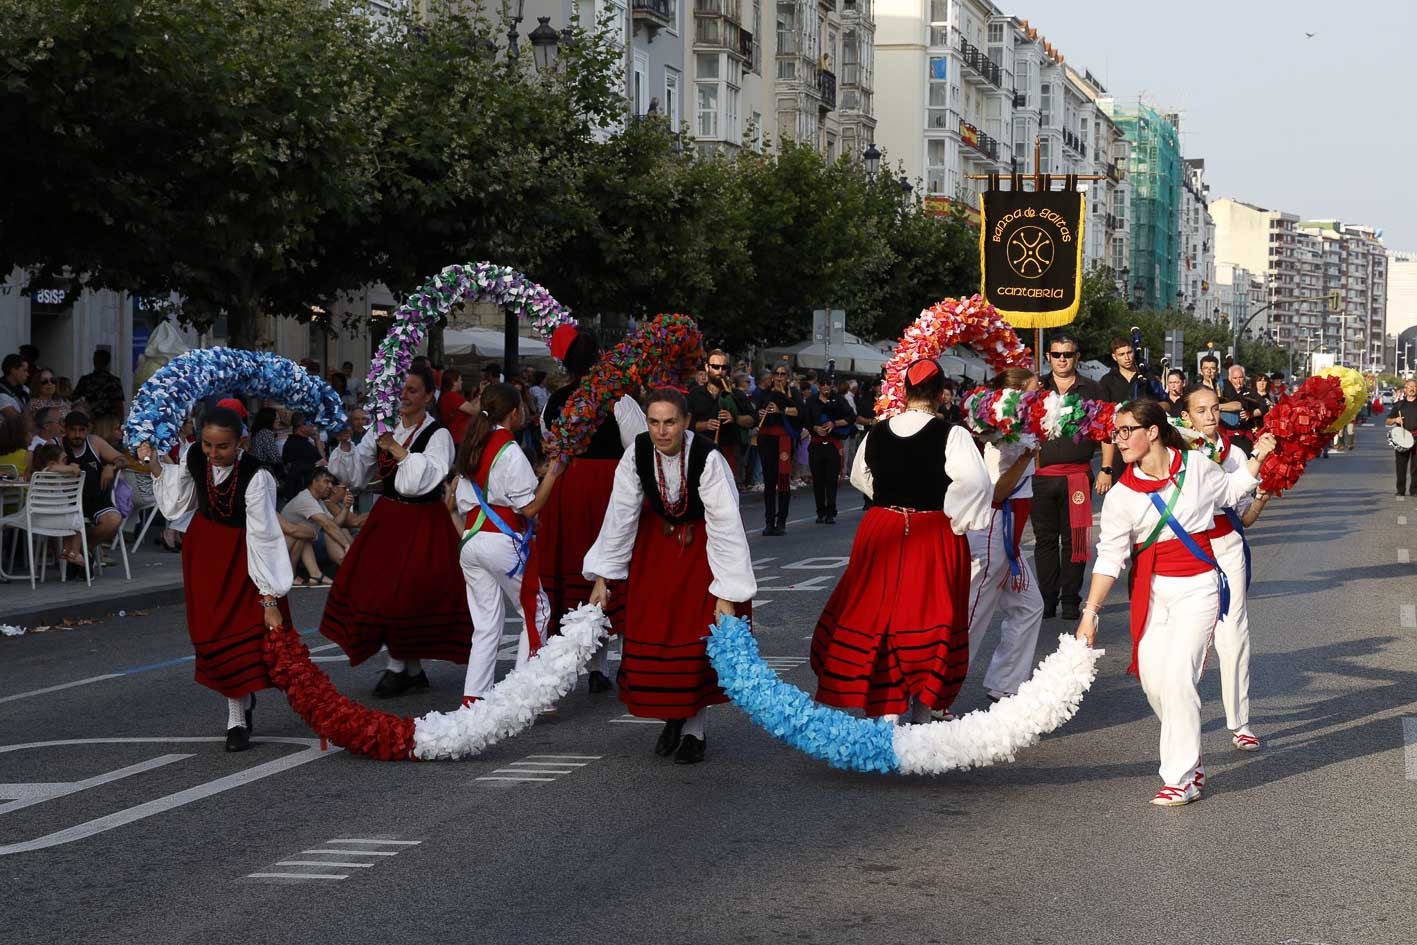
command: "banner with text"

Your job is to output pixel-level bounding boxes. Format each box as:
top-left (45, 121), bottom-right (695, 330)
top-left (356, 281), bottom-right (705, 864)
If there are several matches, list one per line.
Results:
top-left (979, 188), bottom-right (1085, 328)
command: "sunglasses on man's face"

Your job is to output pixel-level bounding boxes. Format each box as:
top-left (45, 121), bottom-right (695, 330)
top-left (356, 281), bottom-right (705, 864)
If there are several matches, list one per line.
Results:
top-left (708, 363), bottom-right (729, 371)
top-left (1048, 350), bottom-right (1078, 360)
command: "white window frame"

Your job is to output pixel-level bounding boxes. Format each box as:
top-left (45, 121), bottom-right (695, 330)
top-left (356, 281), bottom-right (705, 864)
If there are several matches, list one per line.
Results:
top-left (633, 50), bottom-right (650, 116)
top-left (697, 82), bottom-right (719, 138)
top-left (665, 67), bottom-right (681, 129)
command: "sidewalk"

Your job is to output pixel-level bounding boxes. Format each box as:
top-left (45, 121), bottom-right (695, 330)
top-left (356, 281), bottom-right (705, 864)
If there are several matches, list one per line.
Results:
top-left (0, 543), bottom-right (187, 627)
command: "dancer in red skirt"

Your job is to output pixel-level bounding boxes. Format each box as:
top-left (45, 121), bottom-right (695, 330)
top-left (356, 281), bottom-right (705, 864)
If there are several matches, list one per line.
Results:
top-left (810, 359), bottom-right (993, 722)
top-left (537, 326), bottom-right (645, 693)
top-left (585, 388), bottom-right (755, 764)
top-left (139, 407), bottom-right (294, 752)
top-left (325, 365), bottom-right (473, 698)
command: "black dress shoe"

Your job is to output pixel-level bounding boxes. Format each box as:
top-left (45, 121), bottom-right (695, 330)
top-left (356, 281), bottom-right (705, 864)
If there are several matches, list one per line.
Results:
top-left (406, 670), bottom-right (430, 692)
top-left (1042, 605), bottom-right (1057, 619)
top-left (225, 726), bottom-right (251, 752)
top-left (587, 670), bottom-right (613, 693)
top-left (654, 718), bottom-right (685, 756)
top-left (815, 514), bottom-right (825, 524)
top-left (674, 734), bottom-right (706, 764)
top-left (824, 515), bottom-right (837, 525)
top-left (373, 669), bottom-right (412, 699)
top-left (1061, 604), bottom-right (1081, 621)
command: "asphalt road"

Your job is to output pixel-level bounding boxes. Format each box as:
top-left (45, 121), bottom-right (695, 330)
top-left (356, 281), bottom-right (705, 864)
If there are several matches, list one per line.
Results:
top-left (3, 435), bottom-right (1414, 945)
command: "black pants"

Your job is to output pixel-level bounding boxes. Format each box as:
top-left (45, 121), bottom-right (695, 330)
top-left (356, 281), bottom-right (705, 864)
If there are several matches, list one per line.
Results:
top-left (1030, 473), bottom-right (1092, 609)
top-left (759, 432), bottom-right (791, 527)
top-left (1397, 447), bottom-right (1417, 495)
top-left (808, 441), bottom-right (841, 517)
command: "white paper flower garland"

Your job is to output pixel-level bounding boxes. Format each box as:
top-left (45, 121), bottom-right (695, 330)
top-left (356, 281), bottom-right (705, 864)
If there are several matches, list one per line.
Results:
top-left (411, 604), bottom-right (611, 761)
top-left (707, 615), bottom-right (1104, 775)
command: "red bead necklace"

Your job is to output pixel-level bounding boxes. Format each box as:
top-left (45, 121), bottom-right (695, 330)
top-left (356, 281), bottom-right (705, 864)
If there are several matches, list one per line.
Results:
top-left (654, 443), bottom-right (689, 517)
top-left (205, 461), bottom-right (240, 519)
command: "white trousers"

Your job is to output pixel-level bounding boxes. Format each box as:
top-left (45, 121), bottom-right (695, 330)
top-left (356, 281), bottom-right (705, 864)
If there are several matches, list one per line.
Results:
top-left (966, 509), bottom-right (1045, 699)
top-left (1210, 530), bottom-right (1251, 731)
top-left (1137, 572), bottom-right (1218, 787)
top-left (461, 532), bottom-right (550, 699)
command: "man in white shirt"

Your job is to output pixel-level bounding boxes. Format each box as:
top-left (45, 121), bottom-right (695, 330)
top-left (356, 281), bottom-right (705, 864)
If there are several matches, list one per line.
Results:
top-left (281, 470), bottom-right (350, 572)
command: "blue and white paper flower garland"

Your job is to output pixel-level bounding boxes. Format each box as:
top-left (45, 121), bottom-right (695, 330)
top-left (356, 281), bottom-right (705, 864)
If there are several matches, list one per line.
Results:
top-left (706, 616), bottom-right (1104, 775)
top-left (365, 262), bottom-right (574, 431)
top-left (124, 348), bottom-right (347, 452)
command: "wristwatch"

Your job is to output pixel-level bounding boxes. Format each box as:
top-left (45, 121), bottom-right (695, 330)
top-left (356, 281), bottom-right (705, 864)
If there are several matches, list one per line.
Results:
top-left (1099, 465), bottom-right (1115, 476)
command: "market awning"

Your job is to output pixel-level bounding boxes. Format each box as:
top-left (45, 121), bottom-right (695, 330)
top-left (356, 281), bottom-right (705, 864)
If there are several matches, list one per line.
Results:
top-left (443, 328), bottom-right (552, 359)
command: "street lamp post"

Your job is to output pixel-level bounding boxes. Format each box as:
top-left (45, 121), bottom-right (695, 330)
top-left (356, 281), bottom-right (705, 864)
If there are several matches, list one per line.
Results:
top-left (863, 144), bottom-right (881, 178)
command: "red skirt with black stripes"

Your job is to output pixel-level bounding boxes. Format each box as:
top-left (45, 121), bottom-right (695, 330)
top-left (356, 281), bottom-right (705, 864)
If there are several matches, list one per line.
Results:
top-left (534, 457), bottom-right (627, 637)
top-left (320, 497), bottom-right (474, 666)
top-left (618, 509), bottom-right (751, 719)
top-left (810, 506), bottom-right (971, 717)
top-left (181, 514), bottom-right (293, 699)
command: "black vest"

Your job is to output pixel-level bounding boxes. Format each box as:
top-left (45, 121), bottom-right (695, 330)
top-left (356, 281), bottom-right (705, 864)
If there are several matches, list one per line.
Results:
top-left (633, 433), bottom-right (713, 524)
top-left (864, 417), bottom-right (953, 511)
top-left (187, 449), bottom-right (263, 528)
top-left (382, 418), bottom-right (446, 503)
top-left (545, 383), bottom-right (625, 460)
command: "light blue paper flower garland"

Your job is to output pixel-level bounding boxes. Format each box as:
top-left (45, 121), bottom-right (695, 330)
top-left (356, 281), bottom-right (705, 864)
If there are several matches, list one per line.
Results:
top-left (124, 348), bottom-right (347, 452)
top-left (706, 615), bottom-right (1105, 776)
top-left (365, 262), bottom-right (574, 431)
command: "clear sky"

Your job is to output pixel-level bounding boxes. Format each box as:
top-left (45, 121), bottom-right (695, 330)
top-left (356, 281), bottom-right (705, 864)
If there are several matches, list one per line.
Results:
top-left (1023, 0), bottom-right (1415, 249)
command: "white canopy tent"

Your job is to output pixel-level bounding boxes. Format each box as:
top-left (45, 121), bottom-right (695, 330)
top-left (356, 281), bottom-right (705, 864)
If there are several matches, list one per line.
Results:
top-left (762, 330), bottom-right (890, 374)
top-left (443, 328), bottom-right (552, 360)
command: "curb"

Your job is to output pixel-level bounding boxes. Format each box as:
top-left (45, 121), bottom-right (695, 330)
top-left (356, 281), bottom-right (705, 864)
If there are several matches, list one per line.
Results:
top-left (3, 584), bottom-right (187, 627)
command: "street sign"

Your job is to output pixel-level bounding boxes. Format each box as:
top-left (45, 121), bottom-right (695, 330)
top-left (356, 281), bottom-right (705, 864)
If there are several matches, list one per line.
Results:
top-left (1164, 329), bottom-right (1183, 368)
top-left (812, 309), bottom-right (846, 343)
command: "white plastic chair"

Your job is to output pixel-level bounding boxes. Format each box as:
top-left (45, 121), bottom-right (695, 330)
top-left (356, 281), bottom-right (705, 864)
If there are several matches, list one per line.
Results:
top-left (122, 468), bottom-right (159, 555)
top-left (91, 506), bottom-right (132, 582)
top-left (21, 471), bottom-right (90, 589)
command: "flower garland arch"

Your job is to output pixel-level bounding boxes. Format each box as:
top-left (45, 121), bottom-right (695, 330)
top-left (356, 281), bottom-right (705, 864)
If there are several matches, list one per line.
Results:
top-left (123, 348), bottom-right (347, 452)
top-left (365, 262), bottom-right (574, 430)
top-left (543, 313), bottom-right (705, 461)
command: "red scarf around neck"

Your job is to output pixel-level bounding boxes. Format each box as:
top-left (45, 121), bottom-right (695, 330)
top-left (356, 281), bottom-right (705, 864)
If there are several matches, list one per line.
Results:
top-left (1118, 448), bottom-right (1184, 494)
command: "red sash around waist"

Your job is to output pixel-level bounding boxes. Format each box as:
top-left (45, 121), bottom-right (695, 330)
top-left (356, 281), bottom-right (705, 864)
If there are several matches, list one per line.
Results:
top-left (1036, 462), bottom-right (1092, 563)
top-left (1127, 534), bottom-right (1216, 676)
top-left (1208, 512), bottom-right (1235, 539)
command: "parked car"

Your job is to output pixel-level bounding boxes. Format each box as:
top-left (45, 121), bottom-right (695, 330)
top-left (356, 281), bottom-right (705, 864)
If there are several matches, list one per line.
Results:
top-left (1380, 387), bottom-right (1397, 406)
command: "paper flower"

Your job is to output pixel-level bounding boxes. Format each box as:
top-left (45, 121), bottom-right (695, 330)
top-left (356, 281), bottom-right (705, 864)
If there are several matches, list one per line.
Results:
top-left (1257, 374), bottom-right (1346, 494)
top-left (1314, 367), bottom-right (1366, 432)
top-left (706, 616), bottom-right (1104, 775)
top-left (544, 314), bottom-right (704, 462)
top-left (363, 262), bottom-right (574, 432)
top-left (958, 388), bottom-right (1117, 446)
top-left (876, 295), bottom-right (1033, 419)
top-left (124, 348), bottom-right (347, 453)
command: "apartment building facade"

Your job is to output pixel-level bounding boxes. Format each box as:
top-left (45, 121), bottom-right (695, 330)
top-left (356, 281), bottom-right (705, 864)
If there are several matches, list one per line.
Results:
top-left (1177, 158), bottom-right (1215, 318)
top-left (1299, 220), bottom-right (1388, 372)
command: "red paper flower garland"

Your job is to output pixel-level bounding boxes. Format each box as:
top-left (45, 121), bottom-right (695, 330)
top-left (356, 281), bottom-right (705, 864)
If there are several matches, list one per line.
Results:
top-left (264, 625), bottom-right (416, 761)
top-left (544, 313), bottom-right (705, 461)
top-left (876, 295), bottom-right (1033, 418)
top-left (1256, 375), bottom-right (1345, 495)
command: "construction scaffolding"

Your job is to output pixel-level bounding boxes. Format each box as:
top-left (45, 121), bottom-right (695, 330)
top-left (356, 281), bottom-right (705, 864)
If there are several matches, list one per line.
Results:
top-left (1108, 101), bottom-right (1180, 310)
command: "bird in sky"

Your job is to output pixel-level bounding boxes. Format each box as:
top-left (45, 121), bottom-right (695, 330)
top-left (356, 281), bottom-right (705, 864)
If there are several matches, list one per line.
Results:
top-left (1305, 31), bottom-right (1317, 38)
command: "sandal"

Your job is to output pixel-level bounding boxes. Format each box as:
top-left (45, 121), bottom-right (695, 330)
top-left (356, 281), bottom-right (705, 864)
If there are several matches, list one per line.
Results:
top-left (313, 575), bottom-right (334, 587)
top-left (292, 577), bottom-right (310, 587)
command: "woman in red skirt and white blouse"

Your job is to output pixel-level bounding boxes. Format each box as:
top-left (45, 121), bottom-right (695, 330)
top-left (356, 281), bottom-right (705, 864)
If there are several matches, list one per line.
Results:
top-left (585, 388), bottom-right (755, 765)
top-left (810, 359), bottom-right (993, 722)
top-left (139, 407), bottom-right (293, 752)
top-left (325, 365), bottom-right (474, 698)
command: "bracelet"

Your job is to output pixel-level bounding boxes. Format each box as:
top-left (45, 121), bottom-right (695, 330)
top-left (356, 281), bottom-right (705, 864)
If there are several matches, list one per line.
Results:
top-left (259, 596), bottom-right (279, 608)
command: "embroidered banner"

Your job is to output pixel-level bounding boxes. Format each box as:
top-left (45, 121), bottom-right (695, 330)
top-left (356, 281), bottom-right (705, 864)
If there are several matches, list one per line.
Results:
top-left (979, 186), bottom-right (1085, 328)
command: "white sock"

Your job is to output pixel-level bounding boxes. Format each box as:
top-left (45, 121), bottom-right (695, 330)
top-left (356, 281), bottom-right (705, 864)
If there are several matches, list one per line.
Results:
top-left (386, 656), bottom-right (406, 673)
top-left (405, 658), bottom-right (422, 675)
top-left (226, 697), bottom-right (246, 730)
top-left (682, 708), bottom-right (707, 740)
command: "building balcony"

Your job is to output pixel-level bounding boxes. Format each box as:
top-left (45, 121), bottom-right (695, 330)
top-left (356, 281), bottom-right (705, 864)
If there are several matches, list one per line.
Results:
top-left (957, 37), bottom-right (1002, 88)
top-left (1013, 90), bottom-right (1026, 107)
top-left (695, 13), bottom-right (753, 61)
top-left (819, 69), bottom-right (837, 109)
top-left (632, 0), bottom-right (674, 31)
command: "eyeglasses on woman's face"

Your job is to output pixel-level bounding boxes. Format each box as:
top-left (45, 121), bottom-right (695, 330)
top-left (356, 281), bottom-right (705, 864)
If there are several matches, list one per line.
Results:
top-left (1111, 424), bottom-right (1147, 443)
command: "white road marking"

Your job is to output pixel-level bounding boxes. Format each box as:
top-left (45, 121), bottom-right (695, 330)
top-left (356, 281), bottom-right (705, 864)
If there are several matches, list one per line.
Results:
top-left (751, 557), bottom-right (778, 567)
top-left (0, 675), bottom-right (123, 705)
top-left (0, 737), bottom-right (336, 857)
top-left (277, 860), bottom-right (375, 868)
top-left (0, 754), bottom-right (191, 816)
top-left (493, 767), bottom-right (575, 775)
top-left (302, 848), bottom-right (399, 856)
top-left (247, 872), bottom-right (348, 880)
top-left (525, 754), bottom-right (602, 760)
top-left (1402, 605), bottom-right (1417, 630)
top-left (503, 760), bottom-right (592, 767)
top-left (1400, 515), bottom-right (1409, 525)
top-left (752, 599), bottom-right (774, 608)
top-left (609, 717), bottom-right (662, 724)
top-left (1404, 718), bottom-right (1417, 781)
top-left (1400, 549), bottom-right (1411, 564)
top-left (476, 775), bottom-right (557, 782)
top-left (326, 838), bottom-right (422, 846)
top-left (782, 556), bottom-right (850, 570)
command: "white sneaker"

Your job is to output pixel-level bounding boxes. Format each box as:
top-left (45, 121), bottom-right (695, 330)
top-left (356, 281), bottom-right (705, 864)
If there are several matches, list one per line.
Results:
top-left (1232, 730), bottom-right (1261, 752)
top-left (1150, 782), bottom-right (1200, 807)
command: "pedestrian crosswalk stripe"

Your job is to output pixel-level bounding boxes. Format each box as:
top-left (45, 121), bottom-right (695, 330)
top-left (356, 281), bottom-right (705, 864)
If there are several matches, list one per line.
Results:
top-left (478, 754), bottom-right (602, 784)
